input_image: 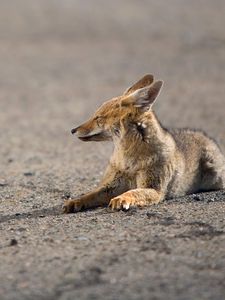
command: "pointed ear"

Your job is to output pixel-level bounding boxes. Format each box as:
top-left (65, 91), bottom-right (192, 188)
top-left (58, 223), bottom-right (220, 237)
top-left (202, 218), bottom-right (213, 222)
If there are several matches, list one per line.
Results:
top-left (122, 80), bottom-right (163, 111)
top-left (123, 74), bottom-right (154, 96)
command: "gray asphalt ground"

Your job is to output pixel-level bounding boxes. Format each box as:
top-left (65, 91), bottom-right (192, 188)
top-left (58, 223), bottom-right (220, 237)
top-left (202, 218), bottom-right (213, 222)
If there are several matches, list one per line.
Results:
top-left (0, 1), bottom-right (225, 299)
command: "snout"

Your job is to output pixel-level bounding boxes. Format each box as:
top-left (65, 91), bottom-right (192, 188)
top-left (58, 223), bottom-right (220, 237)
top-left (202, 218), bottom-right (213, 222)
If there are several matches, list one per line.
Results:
top-left (71, 124), bottom-right (101, 141)
top-left (70, 124), bottom-right (111, 142)
top-left (71, 125), bottom-right (91, 139)
top-left (71, 127), bottom-right (78, 134)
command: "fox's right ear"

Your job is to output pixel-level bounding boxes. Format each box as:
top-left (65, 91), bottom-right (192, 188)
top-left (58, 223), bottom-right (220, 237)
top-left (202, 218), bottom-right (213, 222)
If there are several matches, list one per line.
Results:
top-left (123, 74), bottom-right (154, 96)
top-left (121, 80), bottom-right (163, 111)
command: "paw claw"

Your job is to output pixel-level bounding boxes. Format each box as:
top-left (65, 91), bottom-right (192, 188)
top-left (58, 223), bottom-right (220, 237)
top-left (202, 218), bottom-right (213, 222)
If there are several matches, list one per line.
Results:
top-left (63, 199), bottom-right (83, 214)
top-left (122, 202), bottom-right (130, 211)
top-left (109, 195), bottom-right (132, 211)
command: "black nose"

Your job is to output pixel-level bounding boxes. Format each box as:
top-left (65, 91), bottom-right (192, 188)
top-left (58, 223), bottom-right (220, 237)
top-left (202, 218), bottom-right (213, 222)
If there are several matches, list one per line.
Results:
top-left (71, 127), bottom-right (78, 134)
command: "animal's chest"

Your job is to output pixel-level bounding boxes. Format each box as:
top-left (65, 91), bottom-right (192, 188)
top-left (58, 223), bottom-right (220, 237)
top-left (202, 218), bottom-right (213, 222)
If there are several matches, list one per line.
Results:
top-left (111, 156), bottom-right (137, 187)
top-left (116, 156), bottom-right (144, 175)
top-left (115, 154), bottom-right (154, 187)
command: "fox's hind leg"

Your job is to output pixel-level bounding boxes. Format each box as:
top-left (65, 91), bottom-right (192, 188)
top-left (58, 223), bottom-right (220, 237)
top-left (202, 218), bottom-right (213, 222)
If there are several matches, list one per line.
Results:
top-left (200, 143), bottom-right (225, 191)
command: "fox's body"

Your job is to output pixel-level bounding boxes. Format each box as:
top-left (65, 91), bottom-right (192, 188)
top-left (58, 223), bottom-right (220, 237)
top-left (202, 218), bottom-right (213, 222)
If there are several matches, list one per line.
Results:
top-left (64, 75), bottom-right (225, 212)
top-left (166, 128), bottom-right (225, 197)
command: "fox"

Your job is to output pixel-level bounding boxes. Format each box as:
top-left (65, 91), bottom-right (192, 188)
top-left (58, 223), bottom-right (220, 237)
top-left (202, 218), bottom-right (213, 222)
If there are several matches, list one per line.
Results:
top-left (63, 74), bottom-right (225, 213)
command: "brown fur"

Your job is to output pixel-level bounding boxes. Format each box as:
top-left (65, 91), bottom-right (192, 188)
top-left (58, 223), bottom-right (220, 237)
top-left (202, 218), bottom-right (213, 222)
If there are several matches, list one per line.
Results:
top-left (64, 75), bottom-right (225, 212)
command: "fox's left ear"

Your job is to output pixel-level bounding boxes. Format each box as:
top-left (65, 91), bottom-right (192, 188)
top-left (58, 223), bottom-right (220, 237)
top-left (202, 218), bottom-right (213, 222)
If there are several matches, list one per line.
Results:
top-left (123, 74), bottom-right (154, 96)
top-left (122, 80), bottom-right (163, 111)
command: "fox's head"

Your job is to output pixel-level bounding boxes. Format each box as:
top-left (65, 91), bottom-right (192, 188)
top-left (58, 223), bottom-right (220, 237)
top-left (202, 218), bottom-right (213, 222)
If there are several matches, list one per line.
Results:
top-left (71, 75), bottom-right (163, 142)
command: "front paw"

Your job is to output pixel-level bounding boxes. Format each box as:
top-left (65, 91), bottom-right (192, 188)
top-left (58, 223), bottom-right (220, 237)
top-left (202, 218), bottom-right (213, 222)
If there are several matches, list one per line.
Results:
top-left (63, 199), bottom-right (83, 213)
top-left (109, 192), bottom-right (136, 211)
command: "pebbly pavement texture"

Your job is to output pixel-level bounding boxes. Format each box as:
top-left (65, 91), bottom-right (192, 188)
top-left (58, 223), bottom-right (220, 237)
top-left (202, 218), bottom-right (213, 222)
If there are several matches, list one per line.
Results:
top-left (0, 1), bottom-right (225, 299)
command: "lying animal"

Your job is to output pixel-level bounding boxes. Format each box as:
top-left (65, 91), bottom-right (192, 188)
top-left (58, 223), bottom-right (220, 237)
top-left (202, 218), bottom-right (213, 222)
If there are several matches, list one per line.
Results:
top-left (63, 75), bottom-right (225, 212)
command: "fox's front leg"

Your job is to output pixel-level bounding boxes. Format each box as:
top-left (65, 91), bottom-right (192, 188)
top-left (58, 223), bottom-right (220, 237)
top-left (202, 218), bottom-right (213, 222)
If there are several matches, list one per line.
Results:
top-left (109, 188), bottom-right (164, 210)
top-left (63, 171), bottom-right (128, 213)
top-left (109, 172), bottom-right (165, 210)
top-left (63, 186), bottom-right (113, 213)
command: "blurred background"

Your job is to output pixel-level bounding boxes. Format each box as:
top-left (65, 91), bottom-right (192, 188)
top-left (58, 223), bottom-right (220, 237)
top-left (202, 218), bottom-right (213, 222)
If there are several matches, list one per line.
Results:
top-left (1, 2), bottom-right (225, 299)
top-left (0, 0), bottom-right (225, 208)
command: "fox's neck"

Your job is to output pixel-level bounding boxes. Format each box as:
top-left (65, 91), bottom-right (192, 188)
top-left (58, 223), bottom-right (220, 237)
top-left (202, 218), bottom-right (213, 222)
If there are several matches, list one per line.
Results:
top-left (143, 112), bottom-right (169, 150)
top-left (112, 111), bottom-right (175, 163)
top-left (144, 112), bottom-right (176, 158)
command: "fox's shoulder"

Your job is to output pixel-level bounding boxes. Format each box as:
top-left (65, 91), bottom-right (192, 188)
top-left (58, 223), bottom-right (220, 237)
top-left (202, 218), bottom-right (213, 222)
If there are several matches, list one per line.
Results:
top-left (167, 127), bottom-right (220, 153)
top-left (168, 127), bottom-right (216, 142)
top-left (168, 127), bottom-right (208, 138)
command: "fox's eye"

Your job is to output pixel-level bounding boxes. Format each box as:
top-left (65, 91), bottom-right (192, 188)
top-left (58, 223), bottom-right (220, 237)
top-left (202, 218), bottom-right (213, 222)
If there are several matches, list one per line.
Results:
top-left (95, 116), bottom-right (104, 127)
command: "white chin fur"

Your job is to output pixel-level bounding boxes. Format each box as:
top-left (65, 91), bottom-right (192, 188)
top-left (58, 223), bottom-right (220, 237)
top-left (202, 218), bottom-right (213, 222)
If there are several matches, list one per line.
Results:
top-left (77, 129), bottom-right (102, 138)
